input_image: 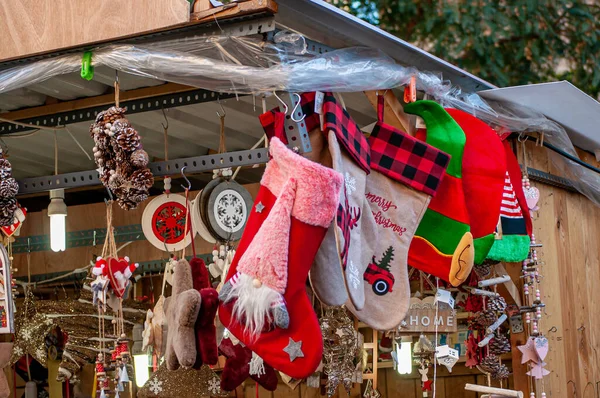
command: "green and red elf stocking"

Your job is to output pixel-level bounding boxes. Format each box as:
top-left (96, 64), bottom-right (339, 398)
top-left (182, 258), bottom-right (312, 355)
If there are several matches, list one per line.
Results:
top-left (405, 101), bottom-right (474, 286)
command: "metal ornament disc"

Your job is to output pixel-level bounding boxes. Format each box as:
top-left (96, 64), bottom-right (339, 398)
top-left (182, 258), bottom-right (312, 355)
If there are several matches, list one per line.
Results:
top-left (141, 193), bottom-right (193, 252)
top-left (192, 191), bottom-right (217, 244)
top-left (199, 178), bottom-right (224, 241)
top-left (206, 180), bottom-right (252, 241)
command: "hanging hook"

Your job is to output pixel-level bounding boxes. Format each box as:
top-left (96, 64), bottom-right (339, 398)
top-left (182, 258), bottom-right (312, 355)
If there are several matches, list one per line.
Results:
top-left (180, 166), bottom-right (192, 191)
top-left (290, 93), bottom-right (306, 123)
top-left (161, 108), bottom-right (169, 130)
top-left (273, 92), bottom-right (289, 115)
top-left (216, 97), bottom-right (226, 118)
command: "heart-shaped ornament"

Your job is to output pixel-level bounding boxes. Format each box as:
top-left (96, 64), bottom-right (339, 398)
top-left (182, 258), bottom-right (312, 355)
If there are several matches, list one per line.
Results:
top-left (106, 257), bottom-right (130, 298)
top-left (524, 186), bottom-right (540, 210)
top-left (534, 336), bottom-right (549, 361)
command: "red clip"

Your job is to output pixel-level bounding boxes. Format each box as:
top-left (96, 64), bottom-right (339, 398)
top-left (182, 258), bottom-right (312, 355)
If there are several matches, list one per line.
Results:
top-left (404, 75), bottom-right (417, 103)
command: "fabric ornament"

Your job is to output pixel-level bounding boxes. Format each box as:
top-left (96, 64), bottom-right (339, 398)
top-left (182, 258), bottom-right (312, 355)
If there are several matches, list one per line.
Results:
top-left (347, 96), bottom-right (450, 331)
top-left (309, 93), bottom-right (373, 309)
top-left (164, 259), bottom-right (202, 370)
top-left (189, 257), bottom-right (219, 368)
top-left (405, 100), bottom-right (475, 286)
top-left (219, 137), bottom-right (343, 379)
top-left (10, 291), bottom-right (53, 368)
top-left (445, 109), bottom-right (506, 264)
top-left (486, 140), bottom-right (533, 262)
top-left (218, 337), bottom-right (278, 391)
top-left (92, 256), bottom-right (139, 298)
top-left (152, 296), bottom-right (166, 359)
top-left (138, 363), bottom-right (228, 397)
top-left (141, 310), bottom-right (154, 352)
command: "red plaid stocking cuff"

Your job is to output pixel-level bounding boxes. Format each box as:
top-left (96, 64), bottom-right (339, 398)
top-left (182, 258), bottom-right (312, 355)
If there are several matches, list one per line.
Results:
top-left (369, 122), bottom-right (450, 196)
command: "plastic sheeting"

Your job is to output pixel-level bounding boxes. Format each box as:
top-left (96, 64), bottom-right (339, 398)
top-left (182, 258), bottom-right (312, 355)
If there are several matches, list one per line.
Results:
top-left (0, 33), bottom-right (598, 206)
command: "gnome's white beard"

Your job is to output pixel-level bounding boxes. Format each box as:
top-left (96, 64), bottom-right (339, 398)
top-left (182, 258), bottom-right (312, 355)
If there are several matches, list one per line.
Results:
top-left (221, 273), bottom-right (283, 338)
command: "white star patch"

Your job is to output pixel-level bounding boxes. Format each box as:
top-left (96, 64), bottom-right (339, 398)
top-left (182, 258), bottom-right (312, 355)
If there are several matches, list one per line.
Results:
top-left (255, 202), bottom-right (265, 213)
top-left (283, 338), bottom-right (304, 362)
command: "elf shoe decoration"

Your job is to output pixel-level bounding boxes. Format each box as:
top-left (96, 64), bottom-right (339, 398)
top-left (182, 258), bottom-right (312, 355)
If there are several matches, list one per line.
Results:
top-left (219, 137), bottom-right (343, 379)
top-left (219, 337), bottom-right (278, 391)
top-left (347, 96), bottom-right (450, 331)
top-left (445, 109), bottom-right (506, 264)
top-left (486, 140), bottom-right (533, 262)
top-left (405, 100), bottom-right (474, 286)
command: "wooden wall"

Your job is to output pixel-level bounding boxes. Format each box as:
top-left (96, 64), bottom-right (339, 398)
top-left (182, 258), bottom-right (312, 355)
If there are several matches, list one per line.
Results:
top-left (524, 141), bottom-right (600, 398)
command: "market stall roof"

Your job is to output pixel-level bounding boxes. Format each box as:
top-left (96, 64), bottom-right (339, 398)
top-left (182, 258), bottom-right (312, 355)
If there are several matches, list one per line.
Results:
top-left (480, 81), bottom-right (600, 153)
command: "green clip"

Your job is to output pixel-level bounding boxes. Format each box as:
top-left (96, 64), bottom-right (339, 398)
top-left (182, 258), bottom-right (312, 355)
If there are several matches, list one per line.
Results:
top-left (81, 51), bottom-right (94, 81)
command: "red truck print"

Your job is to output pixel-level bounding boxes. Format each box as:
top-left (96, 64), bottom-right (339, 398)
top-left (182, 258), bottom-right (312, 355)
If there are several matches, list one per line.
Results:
top-left (363, 246), bottom-right (396, 296)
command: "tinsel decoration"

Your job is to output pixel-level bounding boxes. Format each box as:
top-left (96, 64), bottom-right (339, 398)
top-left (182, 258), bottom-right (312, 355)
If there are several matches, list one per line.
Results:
top-left (138, 364), bottom-right (228, 397)
top-left (90, 106), bottom-right (154, 210)
top-left (319, 306), bottom-right (359, 397)
top-left (489, 334), bottom-right (512, 355)
top-left (0, 149), bottom-right (18, 226)
top-left (478, 354), bottom-right (510, 380)
top-left (487, 296), bottom-right (507, 312)
top-left (10, 290), bottom-right (54, 368)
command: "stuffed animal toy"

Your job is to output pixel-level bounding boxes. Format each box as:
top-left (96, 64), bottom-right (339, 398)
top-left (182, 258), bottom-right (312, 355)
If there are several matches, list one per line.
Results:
top-left (405, 100), bottom-right (474, 286)
top-left (165, 259), bottom-right (202, 370)
top-left (219, 337), bottom-right (278, 391)
top-left (219, 137), bottom-right (343, 379)
top-left (189, 257), bottom-right (219, 368)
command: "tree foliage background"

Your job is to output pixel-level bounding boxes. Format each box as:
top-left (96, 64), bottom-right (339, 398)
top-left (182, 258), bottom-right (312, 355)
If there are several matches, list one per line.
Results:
top-left (328, 0), bottom-right (600, 98)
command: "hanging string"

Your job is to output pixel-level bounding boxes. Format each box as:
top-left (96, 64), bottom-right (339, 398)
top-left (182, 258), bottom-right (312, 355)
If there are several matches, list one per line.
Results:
top-left (161, 108), bottom-right (169, 161)
top-left (218, 114), bottom-right (226, 154)
top-left (114, 71), bottom-right (120, 108)
top-left (54, 130), bottom-right (58, 175)
top-left (181, 189), bottom-right (196, 259)
top-left (433, 277), bottom-right (439, 398)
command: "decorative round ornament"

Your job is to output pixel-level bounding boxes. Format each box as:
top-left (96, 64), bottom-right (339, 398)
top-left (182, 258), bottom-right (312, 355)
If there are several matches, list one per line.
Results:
top-left (206, 180), bottom-right (252, 241)
top-left (142, 194), bottom-right (193, 251)
top-left (199, 178), bottom-right (224, 239)
top-left (192, 191), bottom-right (216, 244)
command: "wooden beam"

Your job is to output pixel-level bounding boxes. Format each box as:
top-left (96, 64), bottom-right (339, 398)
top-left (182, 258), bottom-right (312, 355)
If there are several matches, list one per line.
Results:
top-left (364, 90), bottom-right (415, 135)
top-left (191, 0), bottom-right (278, 22)
top-left (0, 83), bottom-right (196, 121)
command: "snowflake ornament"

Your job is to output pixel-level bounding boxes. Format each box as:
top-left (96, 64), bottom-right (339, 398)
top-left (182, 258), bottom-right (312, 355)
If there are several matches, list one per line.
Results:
top-left (148, 378), bottom-right (163, 395)
top-left (208, 377), bottom-right (220, 394)
top-left (344, 172), bottom-right (356, 195)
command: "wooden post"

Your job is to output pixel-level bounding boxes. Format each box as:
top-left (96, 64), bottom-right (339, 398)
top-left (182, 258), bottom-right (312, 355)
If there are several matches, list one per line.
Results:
top-left (362, 328), bottom-right (379, 389)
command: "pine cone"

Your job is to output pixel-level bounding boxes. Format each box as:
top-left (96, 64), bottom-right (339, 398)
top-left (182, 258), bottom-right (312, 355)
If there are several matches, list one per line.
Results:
top-left (473, 263), bottom-right (492, 279)
top-left (492, 364), bottom-right (510, 380)
top-left (117, 198), bottom-right (138, 211)
top-left (107, 173), bottom-right (126, 191)
top-left (130, 168), bottom-right (154, 191)
top-left (95, 106), bottom-right (127, 124)
top-left (0, 178), bottom-right (18, 198)
top-left (489, 334), bottom-right (511, 355)
top-left (488, 296), bottom-right (507, 312)
top-left (479, 354), bottom-right (501, 374)
top-left (126, 188), bottom-right (149, 204)
top-left (0, 197), bottom-right (17, 226)
top-left (130, 149), bottom-right (149, 168)
top-left (115, 127), bottom-right (140, 152)
top-left (475, 310), bottom-right (497, 328)
top-left (0, 158), bottom-right (12, 178)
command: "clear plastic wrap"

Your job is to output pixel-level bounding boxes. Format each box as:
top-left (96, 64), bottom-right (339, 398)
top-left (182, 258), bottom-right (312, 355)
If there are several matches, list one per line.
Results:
top-left (0, 33), bottom-right (598, 206)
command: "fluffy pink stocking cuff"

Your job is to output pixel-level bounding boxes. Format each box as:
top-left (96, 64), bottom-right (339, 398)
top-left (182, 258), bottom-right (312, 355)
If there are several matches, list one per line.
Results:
top-left (261, 137), bottom-right (343, 228)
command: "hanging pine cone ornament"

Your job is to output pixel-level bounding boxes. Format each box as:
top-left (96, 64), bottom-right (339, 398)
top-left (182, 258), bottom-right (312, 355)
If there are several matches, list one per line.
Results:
top-left (487, 296), bottom-right (507, 312)
top-left (473, 309), bottom-right (497, 328)
top-left (90, 106), bottom-right (154, 211)
top-left (0, 197), bottom-right (18, 226)
top-left (493, 364), bottom-right (510, 379)
top-left (489, 334), bottom-right (511, 355)
top-left (0, 178), bottom-right (18, 198)
top-left (0, 158), bottom-right (13, 179)
top-left (473, 262), bottom-right (492, 279)
top-left (478, 354), bottom-right (501, 373)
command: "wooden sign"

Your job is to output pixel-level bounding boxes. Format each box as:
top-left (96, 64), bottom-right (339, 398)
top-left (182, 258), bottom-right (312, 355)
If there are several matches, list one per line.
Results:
top-left (399, 297), bottom-right (457, 333)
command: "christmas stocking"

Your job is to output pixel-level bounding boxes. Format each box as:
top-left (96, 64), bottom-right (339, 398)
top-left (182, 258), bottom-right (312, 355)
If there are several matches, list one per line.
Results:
top-left (219, 137), bottom-right (343, 379)
top-left (309, 93), bottom-right (373, 309)
top-left (405, 100), bottom-right (475, 286)
top-left (446, 109), bottom-right (506, 264)
top-left (189, 257), bottom-right (219, 368)
top-left (486, 140), bottom-right (532, 262)
top-left (347, 96), bottom-right (450, 331)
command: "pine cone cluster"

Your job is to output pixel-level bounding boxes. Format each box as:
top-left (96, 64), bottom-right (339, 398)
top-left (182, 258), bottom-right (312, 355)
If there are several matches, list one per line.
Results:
top-left (479, 354), bottom-right (510, 379)
top-left (488, 296), bottom-right (507, 312)
top-left (90, 106), bottom-right (153, 210)
top-left (489, 334), bottom-right (511, 355)
top-left (0, 151), bottom-right (19, 226)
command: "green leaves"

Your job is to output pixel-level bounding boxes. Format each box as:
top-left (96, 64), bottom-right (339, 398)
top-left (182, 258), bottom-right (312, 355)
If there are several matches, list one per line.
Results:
top-left (329, 0), bottom-right (600, 98)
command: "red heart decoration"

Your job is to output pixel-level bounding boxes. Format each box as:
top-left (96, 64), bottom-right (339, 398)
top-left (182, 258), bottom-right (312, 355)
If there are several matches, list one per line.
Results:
top-left (105, 257), bottom-right (130, 298)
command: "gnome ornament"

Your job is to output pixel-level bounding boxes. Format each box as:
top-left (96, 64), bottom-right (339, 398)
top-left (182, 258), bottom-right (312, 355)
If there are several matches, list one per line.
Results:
top-left (219, 137), bottom-right (343, 379)
top-left (347, 96), bottom-right (450, 331)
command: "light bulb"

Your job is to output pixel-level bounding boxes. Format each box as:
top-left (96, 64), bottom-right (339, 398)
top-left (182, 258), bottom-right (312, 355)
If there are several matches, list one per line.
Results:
top-left (50, 215), bottom-right (66, 252)
top-left (48, 189), bottom-right (67, 252)
top-left (396, 338), bottom-right (412, 375)
top-left (134, 354), bottom-right (150, 387)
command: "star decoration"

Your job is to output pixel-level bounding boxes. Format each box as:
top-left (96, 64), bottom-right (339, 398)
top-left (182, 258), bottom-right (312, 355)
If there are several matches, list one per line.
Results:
top-left (335, 328), bottom-right (345, 338)
top-left (465, 334), bottom-right (479, 368)
top-left (10, 291), bottom-right (53, 368)
top-left (255, 202), bottom-right (265, 213)
top-left (422, 380), bottom-right (433, 391)
top-left (218, 337), bottom-right (278, 391)
top-left (283, 338), bottom-right (304, 362)
top-left (518, 337), bottom-right (540, 364)
top-left (527, 362), bottom-right (550, 379)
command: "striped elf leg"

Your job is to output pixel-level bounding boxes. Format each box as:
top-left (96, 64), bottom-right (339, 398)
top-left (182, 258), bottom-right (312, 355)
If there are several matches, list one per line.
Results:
top-left (405, 100), bottom-right (474, 286)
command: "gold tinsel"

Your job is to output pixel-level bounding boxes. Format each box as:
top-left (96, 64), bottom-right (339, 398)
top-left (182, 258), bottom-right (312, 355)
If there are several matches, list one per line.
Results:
top-left (137, 364), bottom-right (228, 398)
top-left (319, 306), bottom-right (359, 397)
